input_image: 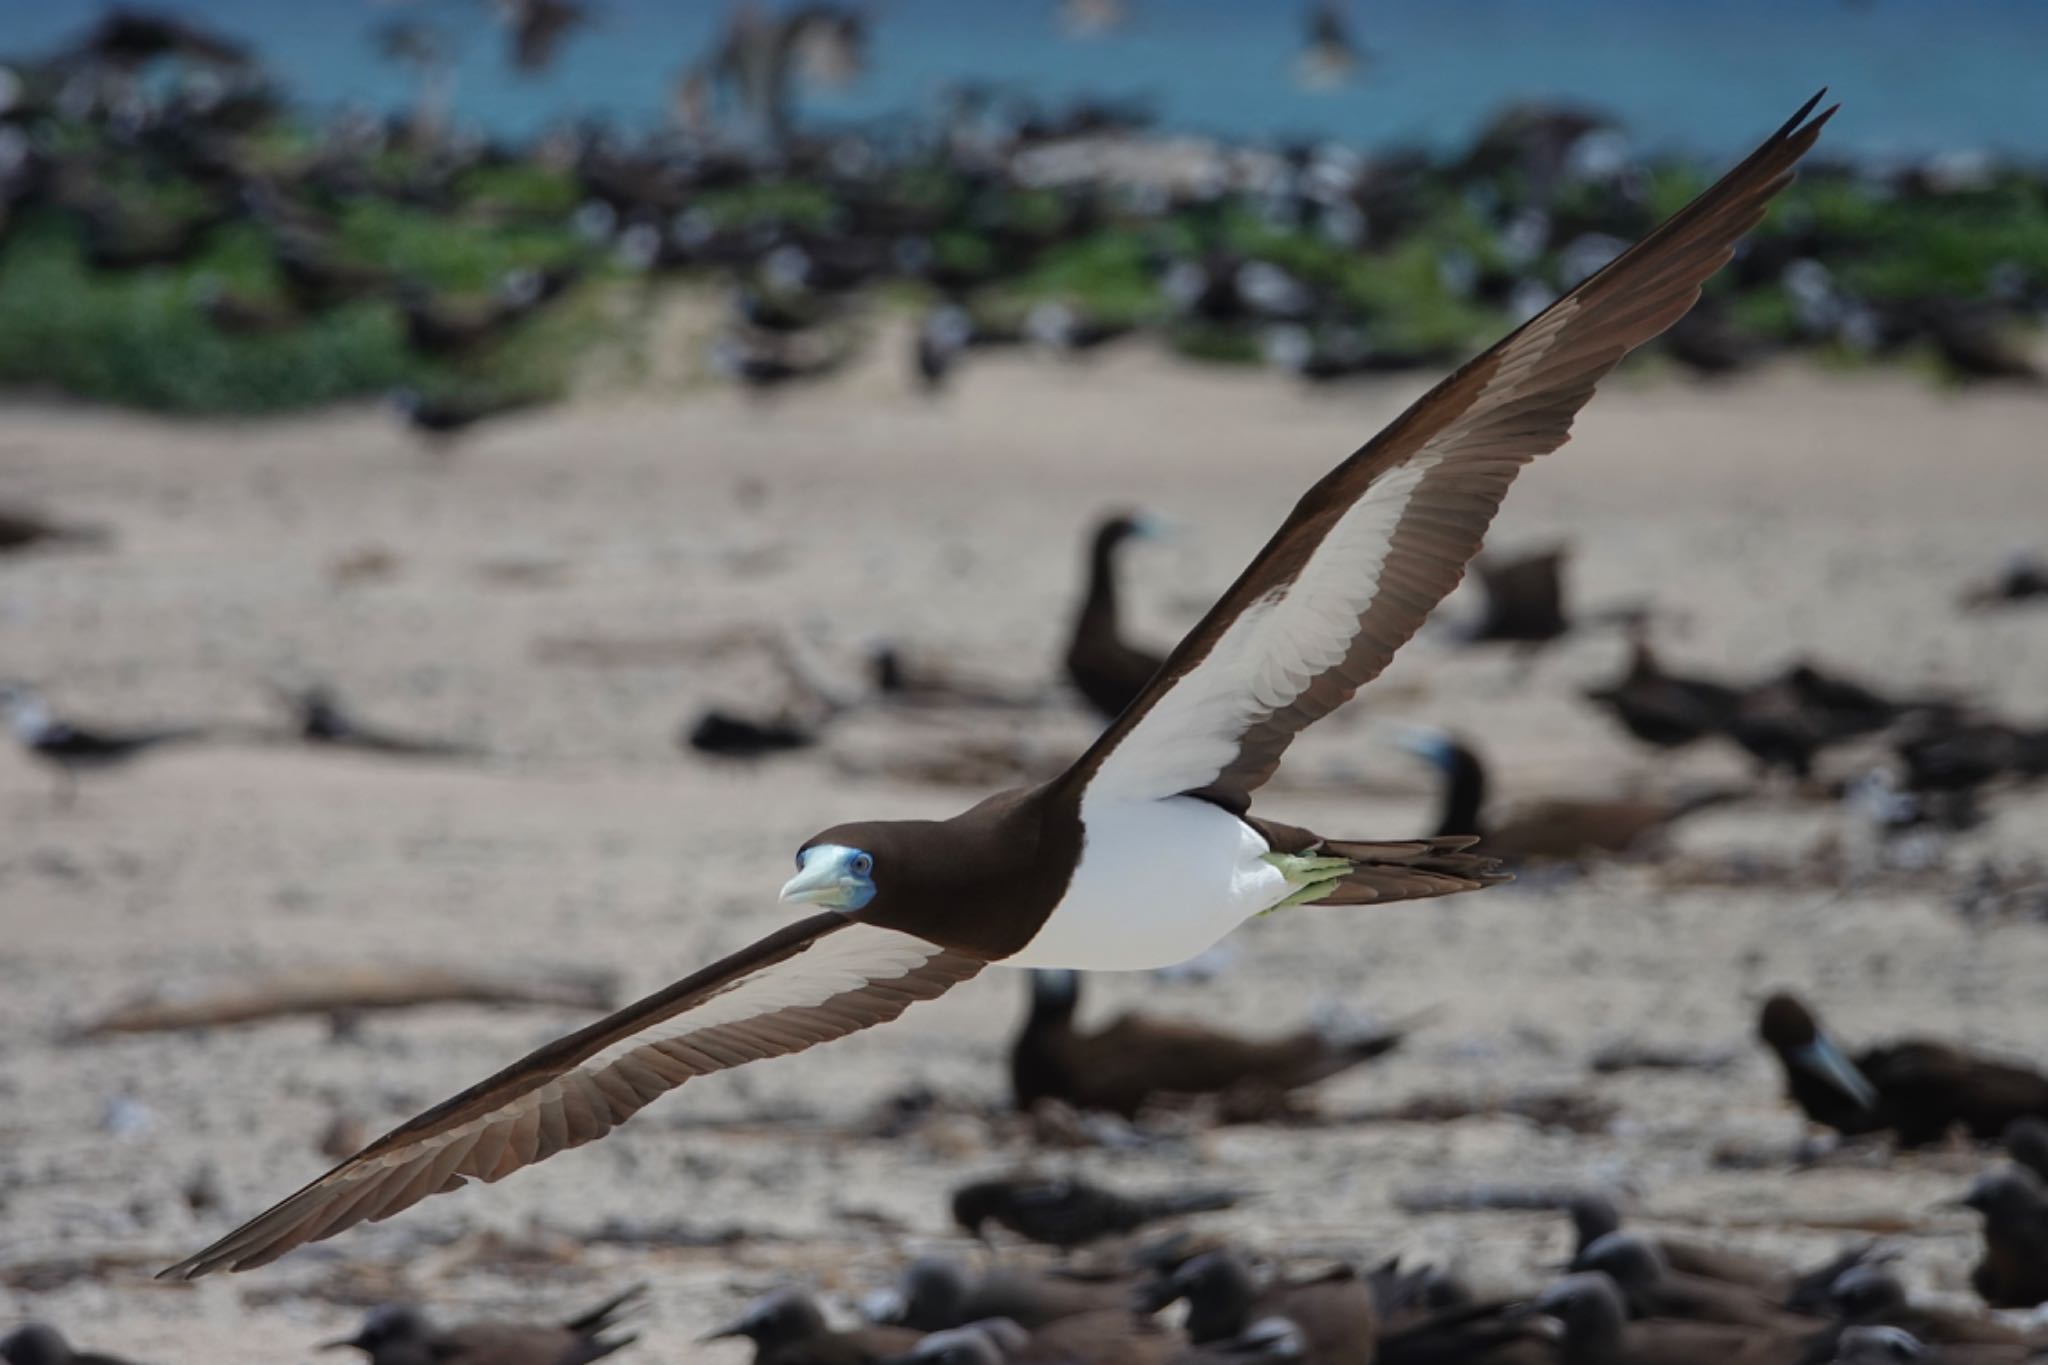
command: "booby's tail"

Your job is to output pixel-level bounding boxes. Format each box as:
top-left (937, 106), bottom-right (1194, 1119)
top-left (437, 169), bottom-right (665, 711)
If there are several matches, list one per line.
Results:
top-left (1255, 825), bottom-right (1508, 908)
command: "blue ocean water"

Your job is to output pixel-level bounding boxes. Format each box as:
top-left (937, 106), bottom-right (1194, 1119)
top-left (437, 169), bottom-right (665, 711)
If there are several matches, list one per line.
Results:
top-left (4, 0), bottom-right (2042, 160)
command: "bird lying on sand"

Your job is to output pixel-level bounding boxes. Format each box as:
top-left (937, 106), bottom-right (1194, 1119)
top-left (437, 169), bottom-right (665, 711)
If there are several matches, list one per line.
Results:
top-left (1395, 725), bottom-right (1741, 864)
top-left (951, 1173), bottom-right (1239, 1249)
top-left (1758, 993), bottom-right (2048, 1146)
top-left (1010, 968), bottom-right (1417, 1119)
top-left (885, 1257), bottom-right (1136, 1333)
top-left (0, 681), bottom-right (206, 802)
top-left (1565, 1193), bottom-right (1877, 1313)
top-left (162, 93), bottom-right (1834, 1278)
top-left (324, 1285), bottom-right (643, 1365)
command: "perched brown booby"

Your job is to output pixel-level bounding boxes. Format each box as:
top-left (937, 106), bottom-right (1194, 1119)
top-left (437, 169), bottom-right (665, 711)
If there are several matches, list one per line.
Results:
top-left (1062, 512), bottom-right (1169, 722)
top-left (1573, 1233), bottom-right (1822, 1330)
top-left (1011, 968), bottom-right (1413, 1119)
top-left (889, 1257), bottom-right (1136, 1332)
top-left (161, 93), bottom-right (1833, 1279)
top-left (706, 1290), bottom-right (921, 1365)
top-left (1140, 1250), bottom-right (1378, 1365)
top-left (1535, 1272), bottom-right (1818, 1365)
top-left (1396, 726), bottom-right (1739, 864)
top-left (1759, 993), bottom-right (2048, 1147)
top-left (1565, 1193), bottom-right (1876, 1312)
top-left (951, 1173), bottom-right (1239, 1249)
top-left (1464, 548), bottom-right (1570, 644)
top-left (1955, 1169), bottom-right (2048, 1309)
top-left (1583, 638), bottom-right (1742, 751)
top-left (322, 1284), bottom-right (642, 1365)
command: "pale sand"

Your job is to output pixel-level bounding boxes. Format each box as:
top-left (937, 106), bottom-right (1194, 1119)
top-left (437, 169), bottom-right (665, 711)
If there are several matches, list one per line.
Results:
top-left (3, 343), bottom-right (2047, 1359)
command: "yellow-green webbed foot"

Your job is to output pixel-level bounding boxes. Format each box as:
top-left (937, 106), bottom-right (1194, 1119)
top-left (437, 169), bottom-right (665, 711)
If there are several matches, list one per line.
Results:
top-left (1259, 851), bottom-right (1355, 911)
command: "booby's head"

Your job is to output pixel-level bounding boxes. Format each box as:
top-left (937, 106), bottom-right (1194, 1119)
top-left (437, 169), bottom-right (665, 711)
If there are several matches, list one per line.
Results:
top-left (1574, 1231), bottom-right (1668, 1291)
top-left (1388, 721), bottom-right (1465, 773)
top-left (781, 841), bottom-right (877, 911)
top-left (0, 681), bottom-right (53, 741)
top-left (1092, 509), bottom-right (1169, 556)
top-left (1957, 1168), bottom-right (2048, 1226)
top-left (1757, 992), bottom-right (1879, 1115)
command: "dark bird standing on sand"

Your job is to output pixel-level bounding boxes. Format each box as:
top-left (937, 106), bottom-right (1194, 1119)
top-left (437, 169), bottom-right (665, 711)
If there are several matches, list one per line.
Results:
top-left (0, 1323), bottom-right (151, 1365)
top-left (684, 707), bottom-right (818, 759)
top-left (281, 685), bottom-right (476, 760)
top-left (2003, 1116), bottom-right (2048, 1184)
top-left (706, 1290), bottom-right (920, 1365)
top-left (1062, 512), bottom-right (1167, 722)
top-left (324, 1285), bottom-right (642, 1365)
top-left (1397, 726), bottom-right (1737, 864)
top-left (0, 682), bottom-right (203, 802)
top-left (1463, 547), bottom-right (1570, 644)
top-left (1583, 638), bottom-right (1743, 751)
top-left (1956, 1169), bottom-right (2048, 1310)
top-left (1142, 1250), bottom-right (1378, 1365)
top-left (390, 387), bottom-right (538, 442)
top-left (162, 94), bottom-right (1833, 1279)
top-left (888, 1257), bottom-right (1136, 1333)
top-left (1759, 994), bottom-right (2048, 1146)
top-left (1011, 968), bottom-right (1412, 1119)
top-left (951, 1174), bottom-right (1238, 1249)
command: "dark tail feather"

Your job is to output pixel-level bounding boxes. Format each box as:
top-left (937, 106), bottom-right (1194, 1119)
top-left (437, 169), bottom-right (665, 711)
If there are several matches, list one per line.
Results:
top-left (563, 1283), bottom-right (648, 1338)
top-left (1314, 836), bottom-right (1510, 905)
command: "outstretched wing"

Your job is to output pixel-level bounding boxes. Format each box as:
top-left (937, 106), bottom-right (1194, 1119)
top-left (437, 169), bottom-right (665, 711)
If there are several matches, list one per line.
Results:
top-left (161, 914), bottom-right (983, 1278)
top-left (1067, 93), bottom-right (1834, 813)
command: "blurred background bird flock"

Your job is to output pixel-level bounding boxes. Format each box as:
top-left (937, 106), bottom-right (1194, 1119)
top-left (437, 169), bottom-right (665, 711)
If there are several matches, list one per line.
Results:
top-left (4, 1), bottom-right (2048, 1362)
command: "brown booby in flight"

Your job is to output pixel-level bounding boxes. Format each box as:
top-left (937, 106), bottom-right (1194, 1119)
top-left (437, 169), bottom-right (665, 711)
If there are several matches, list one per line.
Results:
top-left (161, 92), bottom-right (1833, 1279)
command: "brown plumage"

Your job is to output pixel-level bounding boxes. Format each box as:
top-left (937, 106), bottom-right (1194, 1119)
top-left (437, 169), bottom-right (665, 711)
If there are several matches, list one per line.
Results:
top-left (1826, 1265), bottom-right (2043, 1349)
top-left (1401, 728), bottom-right (1738, 863)
top-left (950, 1174), bottom-right (1239, 1249)
top-left (1958, 1169), bottom-right (2048, 1309)
top-left (321, 1285), bottom-right (641, 1365)
top-left (891, 1257), bottom-right (1138, 1333)
top-left (1063, 512), bottom-right (1167, 722)
top-left (1465, 547), bottom-right (1570, 644)
top-left (1010, 969), bottom-right (1412, 1119)
top-left (1760, 994), bottom-right (2048, 1147)
top-left (1583, 639), bottom-right (1742, 751)
top-left (1536, 1273), bottom-right (1821, 1365)
top-left (1574, 1233), bottom-right (1823, 1330)
top-left (1141, 1251), bottom-right (1379, 1365)
top-left (1566, 1194), bottom-right (1875, 1312)
top-left (162, 93), bottom-right (1830, 1279)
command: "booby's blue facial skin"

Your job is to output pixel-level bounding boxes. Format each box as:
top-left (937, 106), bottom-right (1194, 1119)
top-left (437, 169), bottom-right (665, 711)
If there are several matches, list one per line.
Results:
top-left (1391, 724), bottom-right (1458, 771)
top-left (780, 844), bottom-right (876, 910)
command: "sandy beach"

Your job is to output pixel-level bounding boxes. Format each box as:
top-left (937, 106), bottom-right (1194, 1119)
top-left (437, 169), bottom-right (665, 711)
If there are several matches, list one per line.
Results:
top-left (5, 345), bottom-right (2048, 1360)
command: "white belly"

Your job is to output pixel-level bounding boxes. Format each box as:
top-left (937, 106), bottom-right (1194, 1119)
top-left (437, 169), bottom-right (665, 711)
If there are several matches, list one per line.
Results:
top-left (1005, 795), bottom-right (1290, 970)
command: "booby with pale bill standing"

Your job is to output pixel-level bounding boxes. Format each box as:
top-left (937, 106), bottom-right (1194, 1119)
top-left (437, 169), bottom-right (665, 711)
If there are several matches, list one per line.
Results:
top-left (161, 92), bottom-right (1833, 1279)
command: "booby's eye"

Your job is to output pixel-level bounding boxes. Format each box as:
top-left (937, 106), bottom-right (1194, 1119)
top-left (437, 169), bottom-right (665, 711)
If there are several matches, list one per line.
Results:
top-left (851, 853), bottom-right (874, 876)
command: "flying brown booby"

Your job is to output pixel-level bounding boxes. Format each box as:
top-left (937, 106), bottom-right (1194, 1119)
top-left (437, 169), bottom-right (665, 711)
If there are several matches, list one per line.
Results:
top-left (161, 92), bottom-right (1834, 1279)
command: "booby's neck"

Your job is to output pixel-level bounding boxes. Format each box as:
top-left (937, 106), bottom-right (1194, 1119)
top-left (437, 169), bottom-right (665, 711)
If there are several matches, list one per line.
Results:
top-left (1431, 741), bottom-right (1488, 839)
top-left (1077, 527), bottom-right (1129, 641)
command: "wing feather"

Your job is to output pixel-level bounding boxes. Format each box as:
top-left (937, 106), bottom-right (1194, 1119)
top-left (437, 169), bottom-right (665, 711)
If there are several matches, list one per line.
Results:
top-left (1069, 93), bottom-right (1834, 810)
top-left (160, 915), bottom-right (983, 1278)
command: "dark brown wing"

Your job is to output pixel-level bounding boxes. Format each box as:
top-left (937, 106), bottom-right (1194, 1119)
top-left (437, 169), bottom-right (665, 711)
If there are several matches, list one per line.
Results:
top-left (160, 915), bottom-right (982, 1278)
top-left (1066, 93), bottom-right (1834, 813)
